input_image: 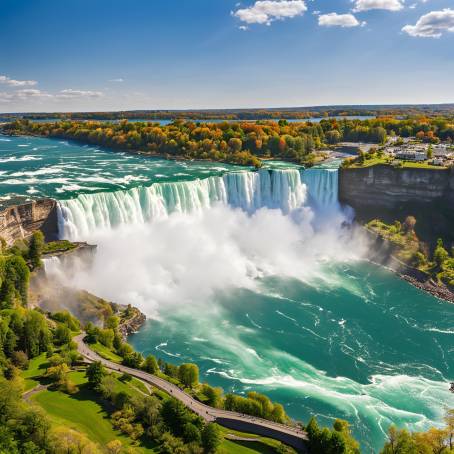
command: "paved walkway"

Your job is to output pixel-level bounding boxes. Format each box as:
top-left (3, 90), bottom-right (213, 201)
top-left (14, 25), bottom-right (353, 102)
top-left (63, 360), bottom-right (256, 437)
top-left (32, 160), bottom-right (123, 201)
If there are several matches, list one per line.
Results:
top-left (23, 384), bottom-right (49, 401)
top-left (74, 334), bottom-right (308, 451)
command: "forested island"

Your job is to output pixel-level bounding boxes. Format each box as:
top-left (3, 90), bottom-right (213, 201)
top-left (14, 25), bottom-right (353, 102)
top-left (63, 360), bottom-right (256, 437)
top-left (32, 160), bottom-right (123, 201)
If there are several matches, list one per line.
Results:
top-left (2, 103), bottom-right (454, 122)
top-left (3, 115), bottom-right (454, 167)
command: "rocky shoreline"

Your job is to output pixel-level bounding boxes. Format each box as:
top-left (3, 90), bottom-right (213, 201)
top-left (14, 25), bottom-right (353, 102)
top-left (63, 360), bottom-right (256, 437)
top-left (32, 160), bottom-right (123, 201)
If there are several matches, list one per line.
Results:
top-left (364, 227), bottom-right (454, 304)
top-left (401, 275), bottom-right (454, 304)
top-left (118, 304), bottom-right (147, 340)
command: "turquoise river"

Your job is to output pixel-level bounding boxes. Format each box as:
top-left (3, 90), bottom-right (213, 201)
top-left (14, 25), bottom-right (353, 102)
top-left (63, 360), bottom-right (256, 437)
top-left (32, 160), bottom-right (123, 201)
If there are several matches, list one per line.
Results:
top-left (1, 135), bottom-right (453, 452)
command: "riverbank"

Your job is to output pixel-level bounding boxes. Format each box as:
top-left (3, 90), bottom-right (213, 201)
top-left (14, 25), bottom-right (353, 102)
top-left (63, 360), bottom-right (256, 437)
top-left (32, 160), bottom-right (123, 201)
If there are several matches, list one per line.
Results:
top-left (365, 226), bottom-right (454, 304)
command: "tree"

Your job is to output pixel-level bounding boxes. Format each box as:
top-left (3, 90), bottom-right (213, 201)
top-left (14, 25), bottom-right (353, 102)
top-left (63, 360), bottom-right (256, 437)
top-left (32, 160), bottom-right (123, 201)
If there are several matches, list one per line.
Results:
top-left (325, 130), bottom-right (341, 145)
top-left (183, 422), bottom-right (202, 444)
top-left (200, 384), bottom-right (223, 408)
top-left (23, 310), bottom-right (51, 358)
top-left (46, 363), bottom-right (70, 385)
top-left (28, 231), bottom-right (44, 270)
top-left (178, 363), bottom-right (199, 388)
top-left (380, 426), bottom-right (417, 454)
top-left (86, 361), bottom-right (105, 390)
top-left (445, 409), bottom-right (454, 451)
top-left (202, 423), bottom-right (222, 453)
top-left (143, 354), bottom-right (159, 374)
top-left (106, 439), bottom-right (123, 454)
top-left (105, 315), bottom-right (119, 330)
top-left (49, 426), bottom-right (101, 454)
top-left (122, 351), bottom-right (143, 368)
top-left (159, 432), bottom-right (187, 454)
top-left (161, 398), bottom-right (191, 437)
top-left (403, 216), bottom-right (416, 233)
top-left (434, 238), bottom-right (449, 267)
top-left (53, 323), bottom-right (72, 346)
top-left (11, 351), bottom-right (29, 370)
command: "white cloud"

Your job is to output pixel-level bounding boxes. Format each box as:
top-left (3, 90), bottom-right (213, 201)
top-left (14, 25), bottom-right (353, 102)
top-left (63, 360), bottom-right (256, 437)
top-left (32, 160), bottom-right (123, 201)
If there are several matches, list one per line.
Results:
top-left (0, 89), bottom-right (50, 103)
top-left (402, 8), bottom-right (454, 37)
top-left (0, 88), bottom-right (103, 104)
top-left (55, 89), bottom-right (103, 99)
top-left (352, 0), bottom-right (404, 12)
top-left (233, 0), bottom-right (307, 25)
top-left (318, 12), bottom-right (363, 27)
top-left (108, 78), bottom-right (124, 82)
top-left (0, 75), bottom-right (37, 87)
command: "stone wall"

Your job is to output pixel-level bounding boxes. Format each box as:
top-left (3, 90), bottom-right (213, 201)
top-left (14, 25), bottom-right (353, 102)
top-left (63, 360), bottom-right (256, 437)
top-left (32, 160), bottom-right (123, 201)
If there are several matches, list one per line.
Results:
top-left (0, 199), bottom-right (59, 245)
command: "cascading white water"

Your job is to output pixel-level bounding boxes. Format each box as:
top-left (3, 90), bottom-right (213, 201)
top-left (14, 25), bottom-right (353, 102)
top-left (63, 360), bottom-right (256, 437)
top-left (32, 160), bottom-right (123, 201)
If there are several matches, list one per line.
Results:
top-left (301, 168), bottom-right (339, 209)
top-left (42, 256), bottom-right (62, 277)
top-left (58, 168), bottom-right (312, 240)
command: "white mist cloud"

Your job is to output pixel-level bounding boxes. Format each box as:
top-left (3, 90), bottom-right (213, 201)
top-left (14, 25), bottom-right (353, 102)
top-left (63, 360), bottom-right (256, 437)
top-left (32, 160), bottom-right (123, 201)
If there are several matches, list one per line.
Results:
top-left (56, 204), bottom-right (367, 318)
top-left (233, 0), bottom-right (307, 25)
top-left (402, 8), bottom-right (454, 38)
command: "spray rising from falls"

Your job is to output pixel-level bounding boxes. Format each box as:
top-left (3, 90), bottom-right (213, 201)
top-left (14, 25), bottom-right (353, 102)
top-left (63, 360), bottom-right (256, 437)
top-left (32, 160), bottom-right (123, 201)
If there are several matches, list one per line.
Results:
top-left (58, 168), bottom-right (339, 240)
top-left (48, 164), bottom-right (454, 451)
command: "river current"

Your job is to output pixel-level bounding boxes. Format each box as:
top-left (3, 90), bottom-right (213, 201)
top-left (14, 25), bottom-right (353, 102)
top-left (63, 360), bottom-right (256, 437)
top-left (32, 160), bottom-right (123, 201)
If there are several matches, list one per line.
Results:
top-left (2, 135), bottom-right (453, 452)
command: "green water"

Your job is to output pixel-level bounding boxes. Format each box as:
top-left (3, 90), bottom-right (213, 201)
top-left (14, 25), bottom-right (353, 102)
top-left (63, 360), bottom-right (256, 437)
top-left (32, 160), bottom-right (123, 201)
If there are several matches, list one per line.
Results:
top-left (129, 262), bottom-right (454, 452)
top-left (0, 135), bottom-right (247, 207)
top-left (3, 134), bottom-right (453, 453)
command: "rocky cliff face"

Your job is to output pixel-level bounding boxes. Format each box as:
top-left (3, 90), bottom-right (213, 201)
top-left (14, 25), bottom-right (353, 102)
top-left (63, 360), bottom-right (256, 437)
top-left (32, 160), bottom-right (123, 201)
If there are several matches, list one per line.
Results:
top-left (0, 199), bottom-right (59, 245)
top-left (339, 165), bottom-right (454, 245)
top-left (339, 165), bottom-right (453, 209)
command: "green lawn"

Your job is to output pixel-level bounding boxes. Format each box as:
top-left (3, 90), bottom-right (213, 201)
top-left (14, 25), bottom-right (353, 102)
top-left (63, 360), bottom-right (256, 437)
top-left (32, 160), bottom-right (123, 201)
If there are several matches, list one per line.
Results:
top-left (21, 353), bottom-right (48, 391)
top-left (32, 372), bottom-right (157, 453)
top-left (218, 426), bottom-right (292, 454)
top-left (90, 342), bottom-right (123, 362)
top-left (400, 161), bottom-right (447, 169)
top-left (349, 157), bottom-right (446, 170)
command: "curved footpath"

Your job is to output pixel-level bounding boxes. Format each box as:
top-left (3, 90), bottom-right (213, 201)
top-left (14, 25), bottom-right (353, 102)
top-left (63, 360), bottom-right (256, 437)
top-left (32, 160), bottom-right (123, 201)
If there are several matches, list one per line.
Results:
top-left (74, 334), bottom-right (308, 452)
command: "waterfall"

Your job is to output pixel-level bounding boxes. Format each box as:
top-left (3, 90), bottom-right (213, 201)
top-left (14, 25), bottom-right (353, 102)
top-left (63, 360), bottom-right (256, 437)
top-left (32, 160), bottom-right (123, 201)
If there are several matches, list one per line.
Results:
top-left (301, 168), bottom-right (339, 209)
top-left (58, 168), bottom-right (339, 240)
top-left (42, 256), bottom-right (62, 276)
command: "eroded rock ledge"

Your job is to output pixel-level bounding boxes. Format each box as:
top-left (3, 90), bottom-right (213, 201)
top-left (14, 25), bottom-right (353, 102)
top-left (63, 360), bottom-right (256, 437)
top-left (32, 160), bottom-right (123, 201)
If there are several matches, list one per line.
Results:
top-left (0, 198), bottom-right (59, 245)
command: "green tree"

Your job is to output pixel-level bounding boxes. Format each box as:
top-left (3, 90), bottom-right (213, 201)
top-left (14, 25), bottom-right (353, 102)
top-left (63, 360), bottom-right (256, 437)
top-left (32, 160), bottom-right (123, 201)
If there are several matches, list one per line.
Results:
top-left (161, 398), bottom-right (191, 437)
top-left (434, 238), bottom-right (449, 267)
top-left (143, 354), bottom-right (159, 374)
top-left (122, 351), bottom-right (143, 368)
top-left (86, 361), bottom-right (105, 390)
top-left (183, 422), bottom-right (202, 444)
top-left (202, 423), bottom-right (222, 453)
top-left (178, 363), bottom-right (199, 388)
top-left (53, 323), bottom-right (72, 346)
top-left (380, 426), bottom-right (417, 454)
top-left (28, 231), bottom-right (44, 270)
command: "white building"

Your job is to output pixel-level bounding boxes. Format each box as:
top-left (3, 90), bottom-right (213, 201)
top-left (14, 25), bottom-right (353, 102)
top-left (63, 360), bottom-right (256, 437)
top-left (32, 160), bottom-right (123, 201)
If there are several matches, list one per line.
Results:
top-left (396, 150), bottom-right (426, 161)
top-left (433, 144), bottom-right (452, 158)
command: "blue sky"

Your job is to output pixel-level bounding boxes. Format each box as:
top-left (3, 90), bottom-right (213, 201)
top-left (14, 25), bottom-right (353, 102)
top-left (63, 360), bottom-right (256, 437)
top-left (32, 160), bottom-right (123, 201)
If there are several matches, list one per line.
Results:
top-left (0, 0), bottom-right (453, 112)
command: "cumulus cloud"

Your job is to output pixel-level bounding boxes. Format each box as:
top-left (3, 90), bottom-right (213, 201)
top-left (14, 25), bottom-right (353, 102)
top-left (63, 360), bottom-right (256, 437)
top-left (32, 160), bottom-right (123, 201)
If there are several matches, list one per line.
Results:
top-left (0, 75), bottom-right (37, 87)
top-left (55, 89), bottom-right (103, 99)
top-left (352, 0), bottom-right (404, 12)
top-left (233, 0), bottom-right (307, 25)
top-left (0, 88), bottom-right (103, 104)
top-left (318, 12), bottom-right (364, 27)
top-left (402, 8), bottom-right (454, 37)
top-left (108, 78), bottom-right (124, 82)
top-left (0, 89), bottom-right (50, 102)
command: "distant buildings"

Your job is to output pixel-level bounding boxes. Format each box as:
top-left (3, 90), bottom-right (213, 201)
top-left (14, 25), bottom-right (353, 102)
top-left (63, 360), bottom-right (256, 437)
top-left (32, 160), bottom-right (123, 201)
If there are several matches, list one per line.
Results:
top-left (395, 149), bottom-right (426, 161)
top-left (384, 141), bottom-right (453, 165)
